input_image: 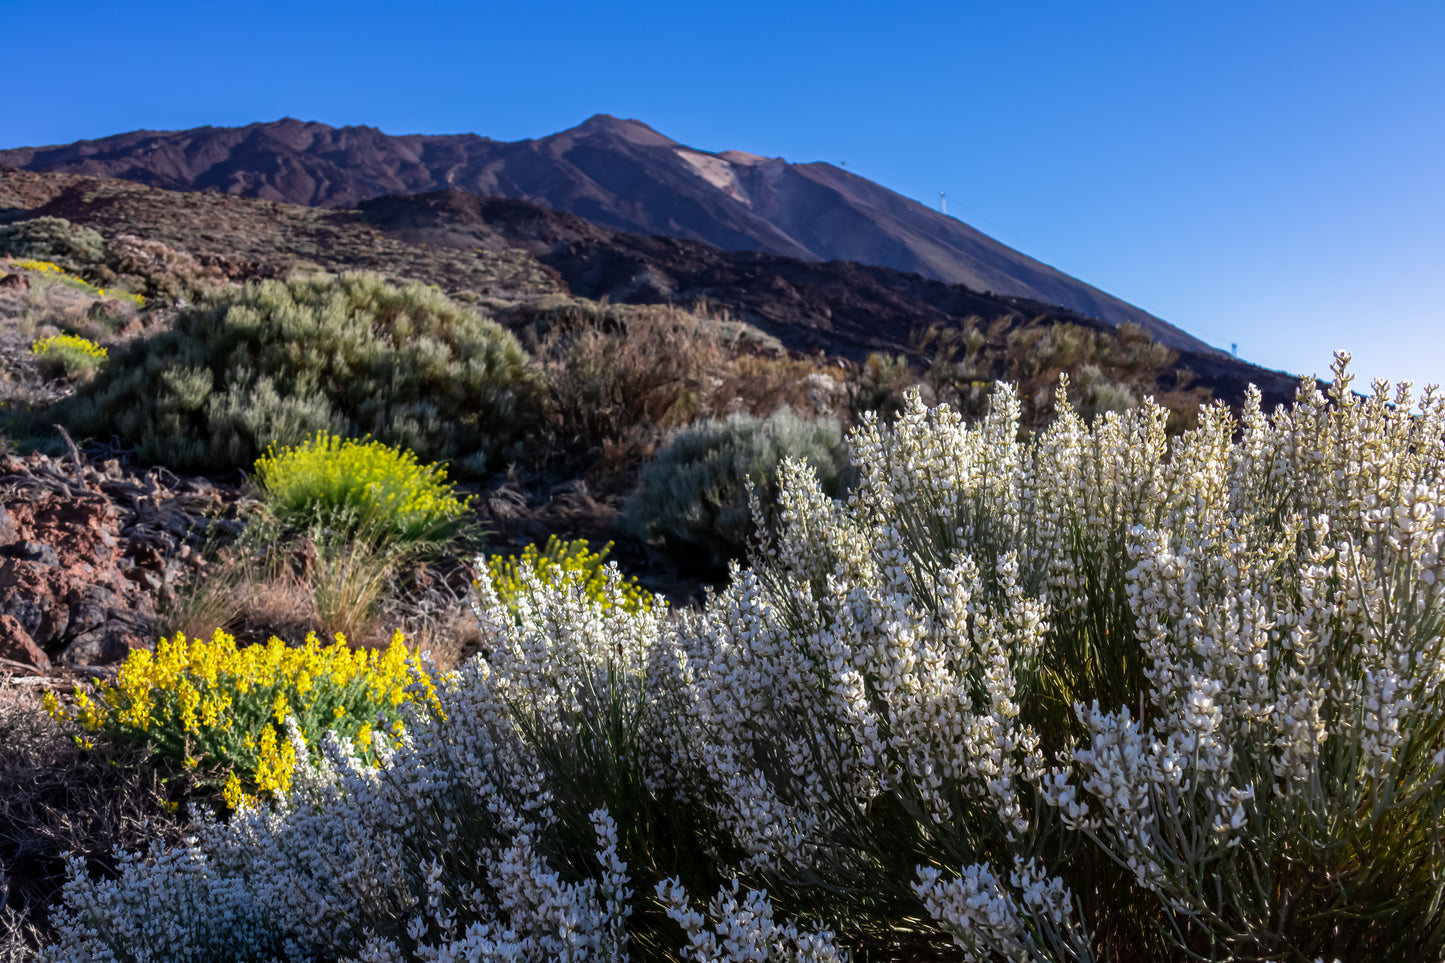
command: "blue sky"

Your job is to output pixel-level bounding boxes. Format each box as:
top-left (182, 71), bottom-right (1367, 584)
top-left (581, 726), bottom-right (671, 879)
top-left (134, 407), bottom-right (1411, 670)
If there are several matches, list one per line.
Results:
top-left (3, 0), bottom-right (1442, 390)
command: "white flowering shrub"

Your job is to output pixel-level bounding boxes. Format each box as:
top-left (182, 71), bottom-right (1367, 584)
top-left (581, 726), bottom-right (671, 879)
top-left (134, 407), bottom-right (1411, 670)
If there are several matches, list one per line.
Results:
top-left (660, 353), bottom-right (1445, 962)
top-left (656, 878), bottom-right (849, 963)
top-left (38, 353), bottom-right (1445, 963)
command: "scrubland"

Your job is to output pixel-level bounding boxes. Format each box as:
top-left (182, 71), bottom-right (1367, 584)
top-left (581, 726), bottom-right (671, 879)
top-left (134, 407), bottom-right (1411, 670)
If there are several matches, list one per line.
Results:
top-left (1, 216), bottom-right (1441, 962)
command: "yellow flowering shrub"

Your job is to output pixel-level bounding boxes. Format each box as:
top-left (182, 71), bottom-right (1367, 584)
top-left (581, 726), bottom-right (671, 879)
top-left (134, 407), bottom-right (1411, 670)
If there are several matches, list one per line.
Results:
top-left (30, 333), bottom-right (109, 378)
top-left (42, 628), bottom-right (438, 810)
top-left (255, 432), bottom-right (472, 543)
top-left (486, 536), bottom-right (654, 615)
top-left (16, 258), bottom-right (145, 304)
top-left (16, 259), bottom-right (67, 275)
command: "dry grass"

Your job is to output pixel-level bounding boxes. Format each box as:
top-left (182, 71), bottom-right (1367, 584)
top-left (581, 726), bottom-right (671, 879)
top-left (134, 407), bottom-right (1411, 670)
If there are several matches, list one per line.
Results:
top-left (160, 527), bottom-right (480, 655)
top-left (0, 681), bottom-right (186, 958)
top-left (307, 534), bottom-right (395, 648)
top-left (159, 533), bottom-right (389, 647)
top-left (159, 537), bottom-right (306, 645)
top-left (524, 297), bottom-right (857, 482)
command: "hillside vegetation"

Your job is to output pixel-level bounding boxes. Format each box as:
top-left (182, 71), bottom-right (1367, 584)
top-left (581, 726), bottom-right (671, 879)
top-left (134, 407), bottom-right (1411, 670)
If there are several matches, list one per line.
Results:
top-left (1, 178), bottom-right (1431, 962)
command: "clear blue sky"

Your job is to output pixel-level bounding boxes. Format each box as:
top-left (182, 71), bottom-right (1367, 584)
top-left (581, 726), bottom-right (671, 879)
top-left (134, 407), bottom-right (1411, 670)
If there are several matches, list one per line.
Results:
top-left (3, 0), bottom-right (1442, 390)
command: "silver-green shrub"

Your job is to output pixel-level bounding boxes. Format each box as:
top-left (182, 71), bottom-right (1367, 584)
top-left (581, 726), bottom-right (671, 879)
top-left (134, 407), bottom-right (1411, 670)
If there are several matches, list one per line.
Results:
top-left (0, 217), bottom-right (106, 269)
top-left (52, 272), bottom-right (538, 475)
top-left (41, 561), bottom-right (843, 963)
top-left (622, 408), bottom-right (849, 575)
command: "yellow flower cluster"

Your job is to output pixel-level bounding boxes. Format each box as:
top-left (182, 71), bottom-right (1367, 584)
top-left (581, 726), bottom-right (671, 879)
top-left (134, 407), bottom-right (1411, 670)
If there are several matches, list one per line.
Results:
top-left (16, 259), bottom-right (66, 274)
top-left (42, 628), bottom-right (437, 811)
top-left (15, 259), bottom-right (144, 304)
top-left (30, 333), bottom-right (108, 362)
top-left (255, 432), bottom-right (471, 542)
top-left (486, 536), bottom-right (654, 615)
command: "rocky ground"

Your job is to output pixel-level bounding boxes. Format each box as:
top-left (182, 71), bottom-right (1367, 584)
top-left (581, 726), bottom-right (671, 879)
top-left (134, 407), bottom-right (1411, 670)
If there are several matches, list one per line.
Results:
top-left (0, 447), bottom-right (248, 674)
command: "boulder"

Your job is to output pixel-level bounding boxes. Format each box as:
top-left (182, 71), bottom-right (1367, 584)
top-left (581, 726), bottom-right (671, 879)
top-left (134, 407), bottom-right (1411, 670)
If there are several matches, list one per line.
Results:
top-left (0, 614), bottom-right (50, 673)
top-left (0, 485), bottom-right (149, 666)
top-left (62, 615), bottom-right (149, 667)
top-left (0, 560), bottom-right (71, 642)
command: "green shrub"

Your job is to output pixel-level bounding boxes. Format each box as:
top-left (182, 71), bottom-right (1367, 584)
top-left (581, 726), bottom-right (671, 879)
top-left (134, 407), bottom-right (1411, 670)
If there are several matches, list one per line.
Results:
top-left (254, 431), bottom-right (471, 544)
top-left (622, 408), bottom-right (849, 575)
top-left (0, 217), bottom-right (106, 269)
top-left (52, 272), bottom-right (539, 475)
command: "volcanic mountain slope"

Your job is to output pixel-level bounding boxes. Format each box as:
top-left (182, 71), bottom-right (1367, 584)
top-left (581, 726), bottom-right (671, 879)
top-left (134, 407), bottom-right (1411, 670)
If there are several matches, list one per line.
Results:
top-left (0, 168), bottom-right (563, 301)
top-left (0, 116), bottom-right (1215, 353)
top-left (0, 168), bottom-right (1301, 408)
top-left (353, 188), bottom-right (1301, 408)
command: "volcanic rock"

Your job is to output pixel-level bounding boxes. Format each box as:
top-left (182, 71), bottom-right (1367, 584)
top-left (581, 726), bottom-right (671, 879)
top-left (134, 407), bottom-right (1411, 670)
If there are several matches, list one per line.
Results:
top-left (2, 540), bottom-right (61, 566)
top-left (0, 451), bottom-right (252, 671)
top-left (0, 613), bottom-right (49, 672)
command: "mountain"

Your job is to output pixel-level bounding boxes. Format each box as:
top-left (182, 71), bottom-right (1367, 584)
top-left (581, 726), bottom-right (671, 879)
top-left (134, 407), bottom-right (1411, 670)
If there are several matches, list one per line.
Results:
top-left (0, 116), bottom-right (1218, 354)
top-left (0, 167), bottom-right (1300, 411)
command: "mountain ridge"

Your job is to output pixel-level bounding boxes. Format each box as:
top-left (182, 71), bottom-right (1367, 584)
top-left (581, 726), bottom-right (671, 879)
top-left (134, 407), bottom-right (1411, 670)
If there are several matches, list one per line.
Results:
top-left (0, 115), bottom-right (1220, 355)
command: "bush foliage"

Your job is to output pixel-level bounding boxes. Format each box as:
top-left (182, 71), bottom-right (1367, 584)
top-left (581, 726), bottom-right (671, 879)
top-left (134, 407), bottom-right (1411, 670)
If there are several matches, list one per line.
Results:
top-left (485, 536), bottom-right (654, 617)
top-left (622, 408), bottom-right (849, 575)
top-left (29, 334), bottom-right (107, 380)
top-left (43, 629), bottom-right (435, 813)
top-left (254, 431), bottom-right (472, 545)
top-left (0, 218), bottom-right (106, 270)
top-left (527, 300), bottom-right (724, 463)
top-left (51, 272), bottom-right (537, 475)
top-left (859, 318), bottom-right (1211, 432)
top-left (35, 357), bottom-right (1445, 963)
top-left (103, 234), bottom-right (229, 302)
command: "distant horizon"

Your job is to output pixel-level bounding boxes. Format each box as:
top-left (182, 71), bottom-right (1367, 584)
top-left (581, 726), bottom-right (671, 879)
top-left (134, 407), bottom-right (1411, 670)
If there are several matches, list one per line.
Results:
top-left (3, 0), bottom-right (1441, 391)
